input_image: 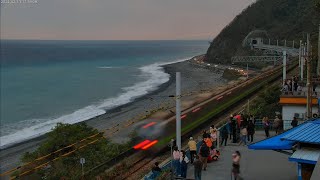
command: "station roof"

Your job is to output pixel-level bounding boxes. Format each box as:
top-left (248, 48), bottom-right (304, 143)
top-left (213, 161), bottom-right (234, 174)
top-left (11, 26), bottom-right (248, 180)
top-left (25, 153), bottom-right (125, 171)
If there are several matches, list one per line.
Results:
top-left (289, 148), bottom-right (320, 165)
top-left (281, 119), bottom-right (320, 145)
top-left (279, 97), bottom-right (318, 105)
top-left (248, 128), bottom-right (295, 150)
top-left (249, 119), bottom-right (320, 150)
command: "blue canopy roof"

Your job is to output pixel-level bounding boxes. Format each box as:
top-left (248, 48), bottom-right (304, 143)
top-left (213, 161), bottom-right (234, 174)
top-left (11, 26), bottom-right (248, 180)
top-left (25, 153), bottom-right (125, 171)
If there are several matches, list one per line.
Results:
top-left (281, 119), bottom-right (320, 145)
top-left (248, 128), bottom-right (295, 150)
top-left (249, 119), bottom-right (320, 150)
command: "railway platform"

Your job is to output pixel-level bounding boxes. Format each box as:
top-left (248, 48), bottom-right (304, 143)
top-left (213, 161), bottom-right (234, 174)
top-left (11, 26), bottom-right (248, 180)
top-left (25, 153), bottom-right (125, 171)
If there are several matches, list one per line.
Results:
top-left (185, 131), bottom-right (297, 180)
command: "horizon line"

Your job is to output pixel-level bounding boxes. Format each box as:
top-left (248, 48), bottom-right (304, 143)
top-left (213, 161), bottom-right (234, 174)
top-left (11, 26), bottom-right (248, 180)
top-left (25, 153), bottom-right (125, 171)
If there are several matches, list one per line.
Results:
top-left (1, 38), bottom-right (210, 41)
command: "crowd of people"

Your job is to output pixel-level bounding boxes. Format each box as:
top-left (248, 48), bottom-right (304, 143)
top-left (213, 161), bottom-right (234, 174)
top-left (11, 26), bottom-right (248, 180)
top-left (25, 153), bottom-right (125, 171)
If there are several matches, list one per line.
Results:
top-left (149, 113), bottom-right (302, 179)
top-left (282, 75), bottom-right (318, 95)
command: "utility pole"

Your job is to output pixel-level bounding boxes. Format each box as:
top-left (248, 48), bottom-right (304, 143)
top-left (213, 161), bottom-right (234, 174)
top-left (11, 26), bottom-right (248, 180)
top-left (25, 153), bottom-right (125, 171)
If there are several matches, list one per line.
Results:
top-left (293, 40), bottom-right (295, 48)
top-left (285, 40), bottom-right (287, 47)
top-left (246, 63), bottom-right (249, 79)
top-left (299, 40), bottom-right (302, 67)
top-left (306, 34), bottom-right (312, 118)
top-left (269, 39), bottom-right (271, 45)
top-left (176, 72), bottom-right (181, 150)
top-left (277, 40), bottom-right (279, 46)
top-left (283, 51), bottom-right (287, 86)
top-left (300, 43), bottom-right (304, 81)
top-left (318, 24), bottom-right (320, 76)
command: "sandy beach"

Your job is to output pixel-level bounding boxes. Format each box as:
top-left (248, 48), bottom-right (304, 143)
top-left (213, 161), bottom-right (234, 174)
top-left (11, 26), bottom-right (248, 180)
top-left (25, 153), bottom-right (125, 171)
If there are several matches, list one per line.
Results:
top-left (0, 57), bottom-right (244, 173)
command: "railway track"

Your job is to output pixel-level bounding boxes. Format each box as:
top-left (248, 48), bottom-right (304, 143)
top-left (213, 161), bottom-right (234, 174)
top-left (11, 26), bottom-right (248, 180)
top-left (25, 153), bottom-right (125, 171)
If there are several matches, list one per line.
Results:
top-left (97, 63), bottom-right (299, 179)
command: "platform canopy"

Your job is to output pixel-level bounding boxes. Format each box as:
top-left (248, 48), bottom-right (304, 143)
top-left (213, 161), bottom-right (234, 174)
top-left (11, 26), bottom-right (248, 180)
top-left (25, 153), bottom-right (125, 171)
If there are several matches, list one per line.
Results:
top-left (249, 119), bottom-right (320, 150)
top-left (248, 128), bottom-right (295, 150)
top-left (281, 119), bottom-right (320, 145)
top-left (289, 148), bottom-right (320, 165)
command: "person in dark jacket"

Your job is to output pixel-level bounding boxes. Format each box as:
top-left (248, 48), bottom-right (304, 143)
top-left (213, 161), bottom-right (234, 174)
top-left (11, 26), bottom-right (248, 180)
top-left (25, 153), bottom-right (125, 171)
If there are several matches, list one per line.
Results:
top-left (247, 120), bottom-right (255, 143)
top-left (291, 117), bottom-right (298, 128)
top-left (220, 126), bottom-right (229, 146)
top-left (199, 141), bottom-right (210, 171)
top-left (193, 155), bottom-right (203, 180)
top-left (202, 130), bottom-right (209, 139)
top-left (263, 117), bottom-right (270, 137)
top-left (151, 162), bottom-right (161, 178)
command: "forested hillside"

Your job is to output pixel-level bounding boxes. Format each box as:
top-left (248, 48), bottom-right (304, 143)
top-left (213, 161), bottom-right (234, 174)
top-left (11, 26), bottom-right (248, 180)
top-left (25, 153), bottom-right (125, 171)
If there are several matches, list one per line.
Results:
top-left (205, 0), bottom-right (320, 64)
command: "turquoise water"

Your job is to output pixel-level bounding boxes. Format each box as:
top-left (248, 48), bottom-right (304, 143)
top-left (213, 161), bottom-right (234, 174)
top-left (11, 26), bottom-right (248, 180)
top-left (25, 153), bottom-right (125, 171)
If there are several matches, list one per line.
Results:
top-left (0, 40), bottom-right (208, 148)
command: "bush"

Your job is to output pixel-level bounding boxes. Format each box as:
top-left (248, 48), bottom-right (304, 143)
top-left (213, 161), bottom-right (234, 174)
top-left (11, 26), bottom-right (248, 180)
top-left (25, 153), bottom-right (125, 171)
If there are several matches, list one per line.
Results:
top-left (19, 123), bottom-right (131, 179)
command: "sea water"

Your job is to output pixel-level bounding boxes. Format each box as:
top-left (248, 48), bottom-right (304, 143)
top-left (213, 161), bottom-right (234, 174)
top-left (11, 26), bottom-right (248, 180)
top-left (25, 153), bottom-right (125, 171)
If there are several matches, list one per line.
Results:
top-left (0, 40), bottom-right (208, 148)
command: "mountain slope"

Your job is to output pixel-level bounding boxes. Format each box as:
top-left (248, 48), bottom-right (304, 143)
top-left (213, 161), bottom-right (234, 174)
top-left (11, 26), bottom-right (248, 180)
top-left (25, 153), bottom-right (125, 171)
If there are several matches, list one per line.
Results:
top-left (205, 0), bottom-right (320, 63)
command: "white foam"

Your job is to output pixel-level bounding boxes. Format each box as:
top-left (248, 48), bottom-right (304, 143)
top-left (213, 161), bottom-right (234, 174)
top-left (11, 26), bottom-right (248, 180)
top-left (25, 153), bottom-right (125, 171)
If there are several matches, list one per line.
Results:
top-left (0, 56), bottom-right (192, 149)
top-left (97, 57), bottom-right (192, 109)
top-left (0, 106), bottom-right (105, 149)
top-left (97, 66), bottom-right (120, 69)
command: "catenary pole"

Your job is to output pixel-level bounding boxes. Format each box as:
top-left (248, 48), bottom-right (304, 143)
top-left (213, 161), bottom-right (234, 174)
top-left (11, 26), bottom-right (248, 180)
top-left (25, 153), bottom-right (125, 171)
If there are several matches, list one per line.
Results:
top-left (318, 24), bottom-right (320, 76)
top-left (176, 72), bottom-right (181, 150)
top-left (283, 51), bottom-right (287, 86)
top-left (306, 34), bottom-right (312, 118)
top-left (247, 63), bottom-right (249, 79)
top-left (299, 40), bottom-right (302, 68)
top-left (293, 40), bottom-right (295, 48)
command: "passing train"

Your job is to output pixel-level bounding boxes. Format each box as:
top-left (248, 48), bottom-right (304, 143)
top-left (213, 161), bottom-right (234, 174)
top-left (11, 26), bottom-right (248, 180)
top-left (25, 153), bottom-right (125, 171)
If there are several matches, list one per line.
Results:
top-left (132, 63), bottom-right (296, 152)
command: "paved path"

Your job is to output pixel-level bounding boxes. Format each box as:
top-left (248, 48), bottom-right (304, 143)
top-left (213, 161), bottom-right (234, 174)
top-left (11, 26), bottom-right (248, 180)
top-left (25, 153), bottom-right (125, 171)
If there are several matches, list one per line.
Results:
top-left (186, 131), bottom-right (297, 180)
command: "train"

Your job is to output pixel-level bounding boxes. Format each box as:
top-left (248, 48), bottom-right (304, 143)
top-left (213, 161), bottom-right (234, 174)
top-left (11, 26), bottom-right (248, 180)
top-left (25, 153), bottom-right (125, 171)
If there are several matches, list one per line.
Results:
top-left (132, 63), bottom-right (297, 152)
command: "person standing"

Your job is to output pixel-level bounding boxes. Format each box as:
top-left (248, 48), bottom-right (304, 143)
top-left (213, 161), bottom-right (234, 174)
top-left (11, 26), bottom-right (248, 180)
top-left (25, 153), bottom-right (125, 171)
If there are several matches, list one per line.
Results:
top-left (193, 155), bottom-right (203, 180)
top-left (273, 116), bottom-right (281, 135)
top-left (188, 137), bottom-right (197, 164)
top-left (220, 126), bottom-right (229, 146)
top-left (291, 117), bottom-right (298, 128)
top-left (199, 140), bottom-right (210, 171)
top-left (210, 125), bottom-right (217, 147)
top-left (227, 117), bottom-right (232, 140)
top-left (247, 120), bottom-right (255, 143)
top-left (231, 117), bottom-right (237, 143)
top-left (263, 117), bottom-right (270, 138)
top-left (239, 126), bottom-right (247, 146)
top-left (232, 151), bottom-right (241, 180)
top-left (151, 162), bottom-right (162, 178)
top-left (172, 146), bottom-right (181, 176)
top-left (180, 150), bottom-right (189, 178)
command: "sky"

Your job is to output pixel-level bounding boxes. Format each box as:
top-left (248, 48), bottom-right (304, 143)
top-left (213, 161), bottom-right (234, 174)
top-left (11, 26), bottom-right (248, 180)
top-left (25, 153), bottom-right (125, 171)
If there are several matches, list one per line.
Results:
top-left (1, 0), bottom-right (255, 40)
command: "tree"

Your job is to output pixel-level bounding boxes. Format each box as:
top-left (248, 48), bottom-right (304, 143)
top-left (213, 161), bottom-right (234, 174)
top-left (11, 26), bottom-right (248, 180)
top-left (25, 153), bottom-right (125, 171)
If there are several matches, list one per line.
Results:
top-left (19, 123), bottom-right (131, 179)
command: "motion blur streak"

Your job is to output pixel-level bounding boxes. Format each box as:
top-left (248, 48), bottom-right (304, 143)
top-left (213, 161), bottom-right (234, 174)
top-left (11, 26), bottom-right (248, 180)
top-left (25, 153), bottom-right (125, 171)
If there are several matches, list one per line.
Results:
top-left (141, 140), bottom-right (159, 150)
top-left (133, 140), bottom-right (151, 149)
top-left (192, 107), bottom-right (201, 113)
top-left (217, 96), bottom-right (223, 100)
top-left (181, 114), bottom-right (187, 119)
top-left (142, 122), bottom-right (157, 129)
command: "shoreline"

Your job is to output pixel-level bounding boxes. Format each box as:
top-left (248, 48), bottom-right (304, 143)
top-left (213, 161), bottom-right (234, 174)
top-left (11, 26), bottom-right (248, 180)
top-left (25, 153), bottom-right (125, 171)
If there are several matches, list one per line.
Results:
top-left (0, 55), bottom-right (240, 173)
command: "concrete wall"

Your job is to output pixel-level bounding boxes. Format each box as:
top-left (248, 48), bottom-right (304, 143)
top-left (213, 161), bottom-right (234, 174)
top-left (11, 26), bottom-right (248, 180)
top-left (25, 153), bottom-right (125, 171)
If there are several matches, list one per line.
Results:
top-left (282, 105), bottom-right (318, 130)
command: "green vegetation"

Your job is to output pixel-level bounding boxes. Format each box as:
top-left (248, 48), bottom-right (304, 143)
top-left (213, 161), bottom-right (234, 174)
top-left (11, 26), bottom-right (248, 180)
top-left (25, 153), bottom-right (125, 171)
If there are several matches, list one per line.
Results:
top-left (158, 68), bottom-right (283, 145)
top-left (206, 0), bottom-right (320, 64)
top-left (222, 69), bottom-right (242, 81)
top-left (249, 85), bottom-right (282, 118)
top-left (19, 123), bottom-right (131, 179)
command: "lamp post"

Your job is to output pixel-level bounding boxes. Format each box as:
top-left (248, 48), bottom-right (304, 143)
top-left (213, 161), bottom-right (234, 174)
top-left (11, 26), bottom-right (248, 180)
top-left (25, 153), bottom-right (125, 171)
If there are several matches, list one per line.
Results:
top-left (176, 72), bottom-right (181, 150)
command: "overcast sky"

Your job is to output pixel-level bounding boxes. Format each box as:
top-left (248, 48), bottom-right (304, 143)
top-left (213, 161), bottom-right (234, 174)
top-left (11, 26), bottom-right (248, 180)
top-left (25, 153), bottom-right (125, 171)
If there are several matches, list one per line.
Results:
top-left (1, 0), bottom-right (255, 40)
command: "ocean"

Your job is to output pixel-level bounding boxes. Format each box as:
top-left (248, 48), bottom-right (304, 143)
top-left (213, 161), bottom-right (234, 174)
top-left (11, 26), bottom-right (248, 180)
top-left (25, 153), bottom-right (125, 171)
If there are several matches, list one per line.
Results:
top-left (0, 40), bottom-right (208, 149)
